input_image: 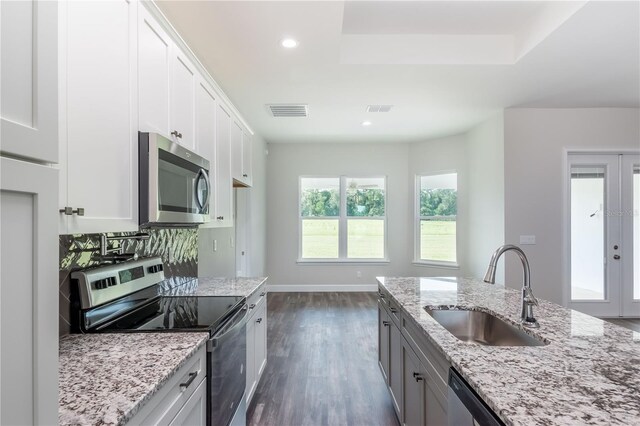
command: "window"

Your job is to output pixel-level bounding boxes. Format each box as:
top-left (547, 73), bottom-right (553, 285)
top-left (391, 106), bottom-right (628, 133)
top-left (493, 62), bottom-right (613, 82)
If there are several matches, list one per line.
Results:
top-left (416, 173), bottom-right (457, 265)
top-left (300, 176), bottom-right (386, 261)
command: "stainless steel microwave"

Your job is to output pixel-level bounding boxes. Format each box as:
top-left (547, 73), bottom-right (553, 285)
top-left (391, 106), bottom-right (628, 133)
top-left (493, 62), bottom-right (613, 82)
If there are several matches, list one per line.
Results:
top-left (139, 132), bottom-right (211, 226)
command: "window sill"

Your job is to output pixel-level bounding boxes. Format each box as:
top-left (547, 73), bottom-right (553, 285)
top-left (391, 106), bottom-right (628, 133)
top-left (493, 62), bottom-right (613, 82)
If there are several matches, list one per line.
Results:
top-left (412, 261), bottom-right (459, 270)
top-left (297, 259), bottom-right (391, 265)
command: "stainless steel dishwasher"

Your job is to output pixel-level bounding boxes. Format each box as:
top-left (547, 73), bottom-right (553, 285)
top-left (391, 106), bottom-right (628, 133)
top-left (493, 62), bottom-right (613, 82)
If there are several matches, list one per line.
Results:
top-left (448, 368), bottom-right (504, 426)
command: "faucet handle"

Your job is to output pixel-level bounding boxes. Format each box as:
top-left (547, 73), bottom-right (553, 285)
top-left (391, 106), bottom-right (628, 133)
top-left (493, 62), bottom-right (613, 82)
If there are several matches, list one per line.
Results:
top-left (523, 287), bottom-right (539, 306)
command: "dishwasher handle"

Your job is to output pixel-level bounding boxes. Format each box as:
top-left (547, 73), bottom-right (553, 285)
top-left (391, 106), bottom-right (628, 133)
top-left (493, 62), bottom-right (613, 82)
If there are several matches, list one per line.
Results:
top-left (448, 368), bottom-right (504, 426)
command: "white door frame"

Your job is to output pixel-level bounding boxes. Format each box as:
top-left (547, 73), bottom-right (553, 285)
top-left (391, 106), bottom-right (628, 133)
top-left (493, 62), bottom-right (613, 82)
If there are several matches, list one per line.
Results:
top-left (564, 150), bottom-right (640, 317)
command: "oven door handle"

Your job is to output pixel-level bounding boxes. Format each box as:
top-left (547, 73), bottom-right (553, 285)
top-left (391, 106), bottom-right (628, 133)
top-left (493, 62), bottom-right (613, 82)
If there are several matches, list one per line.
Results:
top-left (207, 304), bottom-right (249, 351)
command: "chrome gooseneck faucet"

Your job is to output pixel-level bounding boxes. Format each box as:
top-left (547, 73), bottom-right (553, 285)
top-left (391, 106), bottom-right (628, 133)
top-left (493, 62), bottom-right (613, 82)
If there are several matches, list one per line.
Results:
top-left (483, 244), bottom-right (540, 328)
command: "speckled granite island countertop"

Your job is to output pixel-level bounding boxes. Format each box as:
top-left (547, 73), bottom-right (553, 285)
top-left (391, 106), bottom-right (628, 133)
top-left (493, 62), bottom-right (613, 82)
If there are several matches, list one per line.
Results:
top-left (163, 276), bottom-right (268, 298)
top-left (59, 332), bottom-right (208, 425)
top-left (377, 276), bottom-right (640, 426)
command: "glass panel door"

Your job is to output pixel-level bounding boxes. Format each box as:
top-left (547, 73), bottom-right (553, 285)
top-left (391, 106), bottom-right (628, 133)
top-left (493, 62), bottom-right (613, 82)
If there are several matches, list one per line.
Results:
top-left (568, 154), bottom-right (621, 317)
top-left (570, 166), bottom-right (606, 300)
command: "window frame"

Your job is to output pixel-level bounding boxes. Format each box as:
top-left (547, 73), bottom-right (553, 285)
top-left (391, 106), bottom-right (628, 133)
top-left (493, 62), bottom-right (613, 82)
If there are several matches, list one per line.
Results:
top-left (413, 171), bottom-right (459, 269)
top-left (298, 175), bottom-right (389, 264)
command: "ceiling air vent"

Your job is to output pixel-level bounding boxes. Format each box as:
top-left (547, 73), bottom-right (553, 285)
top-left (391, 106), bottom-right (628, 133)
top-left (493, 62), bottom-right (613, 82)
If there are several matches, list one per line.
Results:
top-left (267, 104), bottom-right (309, 118)
top-left (366, 104), bottom-right (393, 113)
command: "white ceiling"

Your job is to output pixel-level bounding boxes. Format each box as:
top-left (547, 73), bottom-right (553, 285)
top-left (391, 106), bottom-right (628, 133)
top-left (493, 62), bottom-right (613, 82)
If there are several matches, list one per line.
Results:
top-left (156, 1), bottom-right (640, 144)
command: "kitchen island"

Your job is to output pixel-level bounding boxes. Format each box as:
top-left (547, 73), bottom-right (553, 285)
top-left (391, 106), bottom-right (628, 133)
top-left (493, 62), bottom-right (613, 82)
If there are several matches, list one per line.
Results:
top-left (377, 276), bottom-right (640, 425)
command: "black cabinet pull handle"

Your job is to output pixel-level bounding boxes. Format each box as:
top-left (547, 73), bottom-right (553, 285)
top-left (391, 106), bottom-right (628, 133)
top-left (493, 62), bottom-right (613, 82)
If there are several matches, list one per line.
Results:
top-left (171, 130), bottom-right (183, 139)
top-left (256, 318), bottom-right (262, 323)
top-left (249, 303), bottom-right (256, 309)
top-left (180, 371), bottom-right (198, 389)
top-left (217, 216), bottom-right (224, 220)
top-left (413, 372), bottom-right (423, 382)
top-left (243, 174), bottom-right (248, 178)
top-left (390, 307), bottom-right (397, 313)
top-left (382, 321), bottom-right (390, 327)
top-left (260, 292), bottom-right (266, 297)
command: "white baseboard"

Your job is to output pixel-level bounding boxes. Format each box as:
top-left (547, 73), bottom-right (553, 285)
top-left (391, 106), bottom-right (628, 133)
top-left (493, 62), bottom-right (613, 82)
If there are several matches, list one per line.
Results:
top-left (267, 284), bottom-right (378, 292)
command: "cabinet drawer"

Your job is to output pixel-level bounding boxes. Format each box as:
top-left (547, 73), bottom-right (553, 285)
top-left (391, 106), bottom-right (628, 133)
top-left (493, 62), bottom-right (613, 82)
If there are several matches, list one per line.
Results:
top-left (377, 287), bottom-right (401, 328)
top-left (247, 284), bottom-right (267, 313)
top-left (128, 345), bottom-right (207, 426)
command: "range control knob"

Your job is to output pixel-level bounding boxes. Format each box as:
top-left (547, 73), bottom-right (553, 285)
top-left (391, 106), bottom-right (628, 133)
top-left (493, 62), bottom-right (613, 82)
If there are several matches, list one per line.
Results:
top-left (93, 276), bottom-right (117, 289)
top-left (148, 264), bottom-right (164, 274)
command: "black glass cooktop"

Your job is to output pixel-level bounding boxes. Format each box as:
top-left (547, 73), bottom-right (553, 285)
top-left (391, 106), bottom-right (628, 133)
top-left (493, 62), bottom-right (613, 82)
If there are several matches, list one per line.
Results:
top-left (96, 295), bottom-right (244, 334)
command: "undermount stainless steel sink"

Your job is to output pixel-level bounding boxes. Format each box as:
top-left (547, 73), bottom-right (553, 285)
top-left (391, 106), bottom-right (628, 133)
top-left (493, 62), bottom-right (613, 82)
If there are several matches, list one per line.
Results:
top-left (425, 308), bottom-right (547, 347)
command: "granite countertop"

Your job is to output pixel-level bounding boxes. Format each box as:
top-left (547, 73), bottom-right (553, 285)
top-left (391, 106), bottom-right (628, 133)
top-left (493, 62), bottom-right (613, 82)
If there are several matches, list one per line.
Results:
top-left (59, 332), bottom-right (208, 426)
top-left (376, 276), bottom-right (640, 426)
top-left (163, 276), bottom-right (268, 298)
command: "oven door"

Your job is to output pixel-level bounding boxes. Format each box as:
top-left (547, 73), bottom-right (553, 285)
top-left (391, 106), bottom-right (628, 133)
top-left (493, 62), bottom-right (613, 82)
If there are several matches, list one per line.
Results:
top-left (208, 304), bottom-right (248, 426)
top-left (140, 132), bottom-right (211, 225)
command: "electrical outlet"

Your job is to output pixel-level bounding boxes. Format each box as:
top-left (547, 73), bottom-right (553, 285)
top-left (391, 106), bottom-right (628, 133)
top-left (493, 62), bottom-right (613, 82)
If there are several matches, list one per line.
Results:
top-left (213, 239), bottom-right (217, 252)
top-left (356, 271), bottom-right (362, 278)
top-left (519, 235), bottom-right (536, 245)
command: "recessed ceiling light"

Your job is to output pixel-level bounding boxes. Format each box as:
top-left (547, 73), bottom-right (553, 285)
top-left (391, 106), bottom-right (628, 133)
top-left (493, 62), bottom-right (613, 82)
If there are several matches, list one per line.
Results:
top-left (280, 38), bottom-right (298, 49)
top-left (361, 121), bottom-right (372, 127)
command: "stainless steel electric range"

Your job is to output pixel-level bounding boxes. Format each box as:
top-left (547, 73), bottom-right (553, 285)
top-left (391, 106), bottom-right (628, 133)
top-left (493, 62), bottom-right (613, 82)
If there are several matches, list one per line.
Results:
top-left (70, 256), bottom-right (247, 426)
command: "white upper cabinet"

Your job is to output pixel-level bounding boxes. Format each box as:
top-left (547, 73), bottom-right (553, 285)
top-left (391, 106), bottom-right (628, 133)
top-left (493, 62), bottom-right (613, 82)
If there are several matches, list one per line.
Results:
top-left (56, 1), bottom-right (253, 234)
top-left (196, 79), bottom-right (217, 220)
top-left (138, 4), bottom-right (171, 137)
top-left (60, 0), bottom-right (138, 234)
top-left (231, 119), bottom-right (253, 187)
top-left (215, 104), bottom-right (234, 227)
top-left (242, 130), bottom-right (253, 187)
top-left (170, 49), bottom-right (197, 151)
top-left (231, 121), bottom-right (243, 182)
top-left (1, 0), bottom-right (58, 163)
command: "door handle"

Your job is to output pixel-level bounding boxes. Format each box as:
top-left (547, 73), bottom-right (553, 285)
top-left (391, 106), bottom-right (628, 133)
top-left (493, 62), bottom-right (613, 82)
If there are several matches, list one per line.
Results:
top-left (382, 321), bottom-right (390, 327)
top-left (613, 254), bottom-right (621, 260)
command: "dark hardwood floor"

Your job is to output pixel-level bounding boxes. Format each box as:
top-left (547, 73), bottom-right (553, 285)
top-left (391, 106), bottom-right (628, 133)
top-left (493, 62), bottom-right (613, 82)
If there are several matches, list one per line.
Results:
top-left (603, 318), bottom-right (640, 332)
top-left (247, 292), bottom-right (400, 426)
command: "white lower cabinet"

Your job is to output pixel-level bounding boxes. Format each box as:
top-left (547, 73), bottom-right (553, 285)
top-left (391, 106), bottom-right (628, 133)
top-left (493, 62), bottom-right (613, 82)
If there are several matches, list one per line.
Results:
top-left (169, 380), bottom-right (207, 426)
top-left (128, 346), bottom-right (206, 426)
top-left (1, 158), bottom-right (58, 425)
top-left (378, 288), bottom-right (449, 426)
top-left (246, 288), bottom-right (268, 405)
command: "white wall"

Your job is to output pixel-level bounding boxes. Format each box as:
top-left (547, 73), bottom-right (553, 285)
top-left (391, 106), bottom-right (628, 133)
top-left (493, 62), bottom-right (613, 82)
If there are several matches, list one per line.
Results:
top-left (504, 108), bottom-right (640, 304)
top-left (465, 113), bottom-right (505, 283)
top-left (407, 134), bottom-right (470, 275)
top-left (265, 138), bottom-right (470, 289)
top-left (198, 134), bottom-right (268, 278)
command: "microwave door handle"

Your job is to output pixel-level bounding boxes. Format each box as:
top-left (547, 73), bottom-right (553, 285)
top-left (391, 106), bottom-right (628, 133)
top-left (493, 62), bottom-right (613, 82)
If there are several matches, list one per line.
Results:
top-left (195, 168), bottom-right (210, 212)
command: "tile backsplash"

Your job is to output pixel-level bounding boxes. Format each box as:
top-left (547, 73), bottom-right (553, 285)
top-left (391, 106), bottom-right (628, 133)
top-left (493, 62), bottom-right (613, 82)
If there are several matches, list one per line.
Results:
top-left (59, 228), bottom-right (198, 336)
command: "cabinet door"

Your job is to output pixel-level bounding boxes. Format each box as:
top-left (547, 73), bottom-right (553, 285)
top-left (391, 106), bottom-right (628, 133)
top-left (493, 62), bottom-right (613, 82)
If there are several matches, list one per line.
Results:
top-left (1, 0), bottom-right (58, 163)
top-left (138, 4), bottom-right (171, 137)
top-left (62, 0), bottom-right (138, 234)
top-left (231, 120), bottom-right (243, 182)
top-left (254, 300), bottom-right (268, 378)
top-left (403, 341), bottom-right (425, 426)
top-left (1, 158), bottom-right (58, 425)
top-left (170, 49), bottom-right (197, 151)
top-left (246, 313), bottom-right (257, 404)
top-left (425, 381), bottom-right (447, 426)
top-left (242, 130), bottom-right (253, 186)
top-left (215, 104), bottom-right (233, 227)
top-left (195, 80), bottom-right (217, 224)
top-left (169, 379), bottom-right (206, 426)
top-left (389, 322), bottom-right (404, 422)
top-left (378, 301), bottom-right (390, 383)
